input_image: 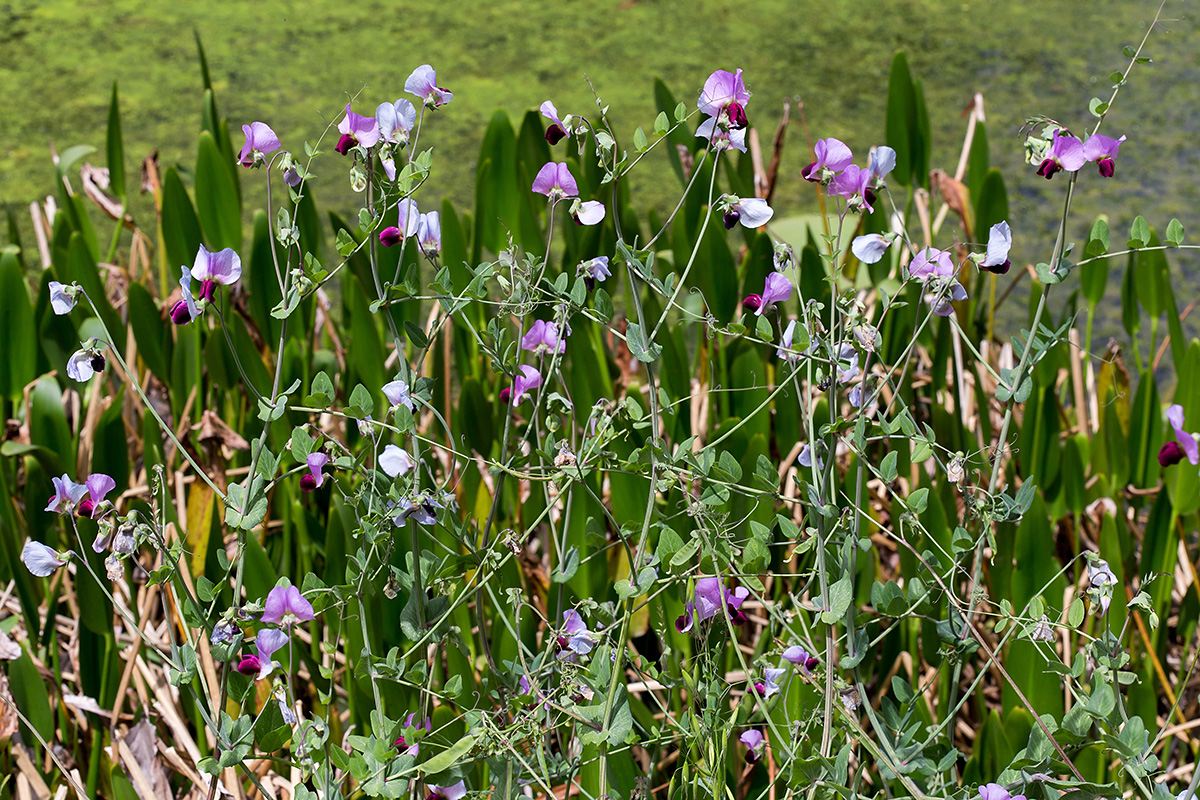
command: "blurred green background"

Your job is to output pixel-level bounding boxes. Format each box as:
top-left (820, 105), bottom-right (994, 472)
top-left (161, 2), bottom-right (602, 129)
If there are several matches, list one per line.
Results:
top-left (1, 0), bottom-right (1197, 343)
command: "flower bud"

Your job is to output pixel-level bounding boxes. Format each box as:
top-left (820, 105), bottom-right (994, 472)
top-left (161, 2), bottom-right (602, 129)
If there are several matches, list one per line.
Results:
top-left (723, 210), bottom-right (741, 230)
top-left (726, 102), bottom-right (748, 130)
top-left (742, 294), bottom-right (762, 312)
top-left (1097, 157), bottom-right (1115, 178)
top-left (1159, 441), bottom-right (1185, 467)
top-left (1036, 158), bottom-right (1060, 179)
top-left (171, 300), bottom-right (193, 325)
top-left (236, 654), bottom-right (262, 676)
top-left (379, 226), bottom-right (402, 247)
top-left (335, 133), bottom-right (356, 156)
top-left (300, 474), bottom-right (318, 492)
top-left (544, 124), bottom-right (567, 145)
top-left (90, 353), bottom-right (107, 374)
top-left (200, 279), bottom-right (217, 303)
top-left (499, 387), bottom-right (512, 405)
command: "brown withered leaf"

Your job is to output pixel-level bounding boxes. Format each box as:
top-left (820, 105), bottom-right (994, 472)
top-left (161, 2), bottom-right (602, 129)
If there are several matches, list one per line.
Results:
top-left (194, 410), bottom-right (250, 452)
top-left (931, 168), bottom-right (973, 242)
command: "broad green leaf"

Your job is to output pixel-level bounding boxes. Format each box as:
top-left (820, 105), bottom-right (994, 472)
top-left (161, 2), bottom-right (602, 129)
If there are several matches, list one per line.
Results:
top-left (0, 251), bottom-right (37, 400)
top-left (196, 130), bottom-right (242, 250)
top-left (106, 81), bottom-right (126, 200)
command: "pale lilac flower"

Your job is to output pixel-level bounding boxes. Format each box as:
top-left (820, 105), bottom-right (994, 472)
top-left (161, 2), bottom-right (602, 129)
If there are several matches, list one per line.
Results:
top-left (695, 116), bottom-right (747, 153)
top-left (980, 221), bottom-right (1012, 275)
top-left (394, 712), bottom-right (432, 756)
top-left (521, 320), bottom-right (567, 355)
top-left (698, 69), bottom-right (750, 128)
top-left (851, 234), bottom-right (889, 264)
top-left (755, 272), bottom-right (792, 317)
top-left (540, 101), bottom-right (571, 145)
top-left (255, 628), bottom-right (290, 680)
top-left (754, 667), bottom-right (786, 698)
top-left (979, 783), bottom-right (1026, 800)
top-left (379, 199), bottom-right (422, 248)
top-left (777, 320), bottom-right (801, 363)
top-left (335, 104), bottom-right (380, 155)
top-left (1083, 134), bottom-right (1126, 178)
top-left (417, 212), bottom-right (441, 256)
top-left (79, 474), bottom-right (116, 518)
top-left (1087, 559), bottom-right (1118, 617)
top-left (1160, 405), bottom-right (1199, 467)
top-left (532, 162), bottom-right (579, 200)
top-left (802, 138), bottom-right (854, 182)
top-left (836, 344), bottom-right (860, 385)
top-left (578, 256), bottom-right (611, 291)
top-left (426, 781), bottom-right (467, 800)
top-left (510, 366), bottom-right (542, 406)
top-left (380, 444), bottom-right (415, 478)
top-left (798, 445), bottom-right (822, 473)
top-left (910, 248), bottom-right (966, 316)
top-left (238, 122), bottom-right (281, 168)
top-left (782, 645), bottom-right (818, 673)
top-left (170, 266), bottom-right (200, 325)
top-left (66, 341), bottom-right (106, 382)
top-left (867, 146), bottom-right (897, 184)
top-left (720, 195), bottom-right (774, 230)
top-left (829, 164), bottom-right (875, 212)
top-left (22, 541), bottom-right (68, 577)
top-left (571, 199), bottom-right (606, 226)
top-left (1036, 131), bottom-right (1086, 179)
top-left (47, 473), bottom-right (113, 517)
top-left (191, 244), bottom-right (242, 302)
top-left (392, 494), bottom-right (441, 527)
top-left (49, 281), bottom-right (77, 315)
top-left (301, 452), bottom-right (328, 492)
top-left (383, 380), bottom-right (416, 413)
top-left (740, 729), bottom-right (765, 763)
top-left (405, 65), bottom-right (453, 108)
top-left (261, 585), bottom-right (315, 627)
top-left (557, 609), bottom-right (595, 659)
top-left (849, 384), bottom-right (867, 409)
top-left (376, 99), bottom-right (418, 146)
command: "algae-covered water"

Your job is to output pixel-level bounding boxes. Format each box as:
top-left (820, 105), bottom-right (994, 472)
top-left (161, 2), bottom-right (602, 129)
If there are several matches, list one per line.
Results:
top-left (1, 0), bottom-right (1197, 347)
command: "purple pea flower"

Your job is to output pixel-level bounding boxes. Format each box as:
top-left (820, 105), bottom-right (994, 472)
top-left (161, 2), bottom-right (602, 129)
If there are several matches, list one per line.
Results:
top-left (1083, 134), bottom-right (1126, 178)
top-left (383, 380), bottom-right (415, 413)
top-left (67, 340), bottom-right (107, 382)
top-left (301, 452), bottom-right (329, 492)
top-left (578, 256), bottom-right (611, 291)
top-left (379, 199), bottom-right (422, 248)
top-left (540, 101), bottom-right (571, 145)
top-left (377, 99), bottom-right (418, 146)
top-left (754, 667), bottom-right (786, 699)
top-left (46, 473), bottom-right (114, 518)
top-left (49, 281), bottom-right (78, 315)
top-left (829, 164), bottom-right (875, 213)
top-left (336, 104), bottom-right (380, 156)
top-left (190, 244), bottom-right (242, 302)
top-left (836, 344), bottom-right (860, 384)
top-left (238, 122), bottom-right (281, 168)
top-left (910, 247), bottom-right (967, 316)
top-left (380, 444), bottom-right (415, 478)
top-left (695, 116), bottom-right (748, 153)
top-left (261, 585), bottom-right (315, 628)
top-left (557, 609), bottom-right (596, 660)
top-left (22, 541), bottom-right (69, 577)
top-left (532, 162), bottom-right (579, 200)
top-left (802, 138), bottom-right (854, 182)
top-left (392, 494), bottom-right (441, 527)
top-left (426, 781), bottom-right (467, 800)
top-left (521, 319), bottom-right (568, 355)
top-left (394, 712), bottom-right (432, 756)
top-left (1160, 405), bottom-right (1200, 467)
top-left (755, 272), bottom-right (792, 317)
top-left (698, 68), bottom-right (750, 129)
top-left (170, 266), bottom-right (201, 325)
top-left (1036, 131), bottom-right (1086, 179)
top-left (739, 729), bottom-right (765, 763)
top-left (406, 65), bottom-right (453, 108)
top-left (979, 221), bottom-right (1012, 274)
top-left (720, 195), bottom-right (774, 230)
top-left (782, 645), bottom-right (819, 673)
top-left (236, 654), bottom-right (261, 677)
top-left (798, 444), bottom-right (822, 473)
top-left (417, 212), bottom-right (441, 256)
top-left (979, 783), bottom-right (1026, 800)
top-left (685, 577), bottom-right (750, 627)
top-left (851, 234), bottom-right (890, 265)
top-left (510, 366), bottom-right (542, 406)
top-left (255, 627), bottom-right (290, 680)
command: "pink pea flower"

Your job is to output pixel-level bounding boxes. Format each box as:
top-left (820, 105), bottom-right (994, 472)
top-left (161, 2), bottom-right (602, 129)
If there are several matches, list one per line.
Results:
top-left (335, 104), bottom-right (380, 156)
top-left (557, 609), bottom-right (595, 661)
top-left (405, 65), bottom-right (453, 108)
top-left (261, 585), bottom-right (315, 627)
top-left (802, 138), bottom-right (854, 182)
top-left (1083, 133), bottom-right (1126, 178)
top-left (510, 365), bottom-right (542, 406)
top-left (754, 272), bottom-right (792, 317)
top-left (300, 452), bottom-right (329, 492)
top-left (739, 729), bottom-right (765, 763)
top-left (698, 69), bottom-right (750, 129)
top-left (829, 164), bottom-right (875, 213)
top-left (521, 319), bottom-right (567, 355)
top-left (979, 783), bottom-right (1026, 800)
top-left (910, 247), bottom-right (967, 316)
top-left (1160, 405), bottom-right (1200, 467)
top-left (47, 473), bottom-right (114, 518)
top-left (426, 781), bottom-right (467, 800)
top-left (238, 122), bottom-right (280, 168)
top-left (540, 101), bottom-right (571, 145)
top-left (394, 712), bottom-right (432, 756)
top-left (1036, 131), bottom-right (1086, 179)
top-left (22, 541), bottom-right (69, 577)
top-left (532, 162), bottom-right (579, 200)
top-left (678, 577), bottom-right (750, 632)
